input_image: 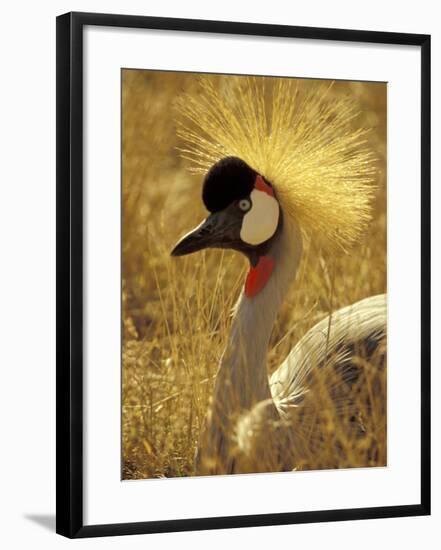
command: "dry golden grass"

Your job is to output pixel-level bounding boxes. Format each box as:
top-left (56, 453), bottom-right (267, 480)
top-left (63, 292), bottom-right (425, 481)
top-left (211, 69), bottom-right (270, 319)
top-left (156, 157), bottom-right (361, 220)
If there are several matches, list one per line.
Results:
top-left (121, 70), bottom-right (387, 479)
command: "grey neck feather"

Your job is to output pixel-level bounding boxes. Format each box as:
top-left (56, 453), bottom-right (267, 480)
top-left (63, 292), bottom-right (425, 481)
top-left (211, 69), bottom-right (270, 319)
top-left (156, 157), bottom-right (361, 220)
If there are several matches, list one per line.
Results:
top-left (212, 218), bottom-right (303, 416)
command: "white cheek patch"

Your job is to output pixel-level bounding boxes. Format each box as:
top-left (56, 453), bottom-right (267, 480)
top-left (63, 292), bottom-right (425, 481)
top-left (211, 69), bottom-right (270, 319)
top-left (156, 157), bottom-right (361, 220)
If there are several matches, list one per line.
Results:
top-left (240, 189), bottom-right (280, 245)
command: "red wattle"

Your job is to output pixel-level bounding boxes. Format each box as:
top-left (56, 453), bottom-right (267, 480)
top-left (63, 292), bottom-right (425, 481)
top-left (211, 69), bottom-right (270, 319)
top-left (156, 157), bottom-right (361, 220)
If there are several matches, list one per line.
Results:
top-left (254, 175), bottom-right (274, 196)
top-left (245, 255), bottom-right (275, 297)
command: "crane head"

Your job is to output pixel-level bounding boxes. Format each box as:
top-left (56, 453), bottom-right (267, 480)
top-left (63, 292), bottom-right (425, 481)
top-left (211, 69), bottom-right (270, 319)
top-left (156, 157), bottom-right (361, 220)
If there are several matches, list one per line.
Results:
top-left (171, 157), bottom-right (282, 267)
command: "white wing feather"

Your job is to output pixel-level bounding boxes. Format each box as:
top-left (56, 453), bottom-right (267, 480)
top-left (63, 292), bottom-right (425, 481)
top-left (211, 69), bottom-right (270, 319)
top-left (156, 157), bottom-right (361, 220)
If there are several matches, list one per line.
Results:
top-left (270, 294), bottom-right (387, 417)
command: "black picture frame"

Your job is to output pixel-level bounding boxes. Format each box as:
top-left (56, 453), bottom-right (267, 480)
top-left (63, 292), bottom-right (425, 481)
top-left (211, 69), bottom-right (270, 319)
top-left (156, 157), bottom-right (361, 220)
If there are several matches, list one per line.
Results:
top-left (56, 11), bottom-right (431, 539)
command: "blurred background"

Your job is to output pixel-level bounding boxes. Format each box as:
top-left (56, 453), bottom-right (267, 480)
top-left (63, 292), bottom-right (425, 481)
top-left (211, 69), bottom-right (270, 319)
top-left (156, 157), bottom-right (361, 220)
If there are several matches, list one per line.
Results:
top-left (121, 70), bottom-right (386, 479)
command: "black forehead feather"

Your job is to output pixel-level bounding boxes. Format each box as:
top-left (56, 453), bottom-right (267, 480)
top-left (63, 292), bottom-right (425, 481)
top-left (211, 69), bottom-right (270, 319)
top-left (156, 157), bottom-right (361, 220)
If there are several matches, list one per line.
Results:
top-left (202, 157), bottom-right (257, 212)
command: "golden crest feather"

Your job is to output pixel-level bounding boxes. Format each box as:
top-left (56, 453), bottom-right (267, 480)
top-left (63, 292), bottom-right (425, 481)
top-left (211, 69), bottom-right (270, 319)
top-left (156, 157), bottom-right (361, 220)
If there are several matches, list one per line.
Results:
top-left (175, 76), bottom-right (378, 251)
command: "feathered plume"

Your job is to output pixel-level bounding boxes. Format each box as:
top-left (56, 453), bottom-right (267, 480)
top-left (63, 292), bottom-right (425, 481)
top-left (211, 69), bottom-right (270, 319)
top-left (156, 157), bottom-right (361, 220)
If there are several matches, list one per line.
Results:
top-left (175, 76), bottom-right (378, 251)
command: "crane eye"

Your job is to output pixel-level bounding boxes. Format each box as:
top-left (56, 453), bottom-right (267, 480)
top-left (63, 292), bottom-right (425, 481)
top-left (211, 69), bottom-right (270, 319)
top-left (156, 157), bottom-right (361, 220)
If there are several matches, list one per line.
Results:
top-left (238, 199), bottom-right (251, 212)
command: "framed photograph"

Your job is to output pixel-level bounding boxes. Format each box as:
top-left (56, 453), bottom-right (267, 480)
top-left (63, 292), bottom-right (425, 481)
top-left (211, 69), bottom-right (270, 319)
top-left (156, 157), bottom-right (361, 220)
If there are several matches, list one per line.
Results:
top-left (56, 11), bottom-right (431, 538)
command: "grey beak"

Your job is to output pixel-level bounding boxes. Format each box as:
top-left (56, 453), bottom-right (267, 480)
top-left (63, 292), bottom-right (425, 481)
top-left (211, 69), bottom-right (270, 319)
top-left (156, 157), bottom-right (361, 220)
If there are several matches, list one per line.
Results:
top-left (171, 214), bottom-right (218, 257)
top-left (171, 211), bottom-right (238, 257)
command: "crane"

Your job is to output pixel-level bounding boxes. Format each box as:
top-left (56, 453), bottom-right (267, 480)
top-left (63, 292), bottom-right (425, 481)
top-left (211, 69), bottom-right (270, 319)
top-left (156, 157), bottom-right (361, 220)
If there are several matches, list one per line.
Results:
top-left (171, 77), bottom-right (386, 475)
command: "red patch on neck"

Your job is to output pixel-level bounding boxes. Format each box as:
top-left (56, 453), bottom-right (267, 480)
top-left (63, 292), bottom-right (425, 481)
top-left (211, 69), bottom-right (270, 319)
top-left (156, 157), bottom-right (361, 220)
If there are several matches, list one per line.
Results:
top-left (245, 255), bottom-right (275, 298)
top-left (254, 175), bottom-right (274, 197)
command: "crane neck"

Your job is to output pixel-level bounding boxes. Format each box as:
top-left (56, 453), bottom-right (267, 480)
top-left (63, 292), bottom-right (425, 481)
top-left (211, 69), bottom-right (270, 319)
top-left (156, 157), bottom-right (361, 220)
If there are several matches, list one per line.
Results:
top-left (215, 218), bottom-right (303, 413)
top-left (195, 218), bottom-right (303, 474)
